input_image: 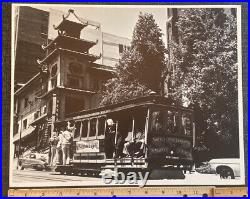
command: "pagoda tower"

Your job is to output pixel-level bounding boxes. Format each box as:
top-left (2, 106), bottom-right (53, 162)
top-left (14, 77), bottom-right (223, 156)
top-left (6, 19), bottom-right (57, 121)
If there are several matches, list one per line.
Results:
top-left (38, 9), bottom-right (101, 134)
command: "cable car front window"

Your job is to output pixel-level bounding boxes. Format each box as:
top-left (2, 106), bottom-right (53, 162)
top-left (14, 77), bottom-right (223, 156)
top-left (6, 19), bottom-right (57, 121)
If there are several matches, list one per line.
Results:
top-left (151, 111), bottom-right (164, 134)
top-left (182, 114), bottom-right (192, 136)
top-left (150, 110), bottom-right (192, 136)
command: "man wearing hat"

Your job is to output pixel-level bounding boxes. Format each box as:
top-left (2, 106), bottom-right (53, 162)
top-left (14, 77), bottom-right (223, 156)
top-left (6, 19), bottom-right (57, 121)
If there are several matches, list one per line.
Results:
top-left (105, 119), bottom-right (116, 158)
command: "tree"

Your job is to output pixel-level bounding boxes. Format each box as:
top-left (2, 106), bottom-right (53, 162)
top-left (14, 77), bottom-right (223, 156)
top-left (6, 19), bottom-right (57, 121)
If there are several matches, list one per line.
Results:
top-left (169, 9), bottom-right (238, 158)
top-left (100, 13), bottom-right (167, 105)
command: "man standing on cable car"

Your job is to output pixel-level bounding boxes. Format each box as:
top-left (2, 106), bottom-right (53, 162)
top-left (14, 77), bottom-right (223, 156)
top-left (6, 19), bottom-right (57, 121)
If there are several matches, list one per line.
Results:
top-left (105, 119), bottom-right (116, 159)
top-left (58, 122), bottom-right (73, 165)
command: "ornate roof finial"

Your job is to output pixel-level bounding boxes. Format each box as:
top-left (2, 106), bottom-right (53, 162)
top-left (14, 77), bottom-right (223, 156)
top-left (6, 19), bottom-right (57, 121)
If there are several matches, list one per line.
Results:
top-left (54, 9), bottom-right (88, 31)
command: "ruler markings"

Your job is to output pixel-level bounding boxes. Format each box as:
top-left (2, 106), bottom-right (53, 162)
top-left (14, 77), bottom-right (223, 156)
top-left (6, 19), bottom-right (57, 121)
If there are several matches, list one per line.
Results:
top-left (8, 187), bottom-right (247, 197)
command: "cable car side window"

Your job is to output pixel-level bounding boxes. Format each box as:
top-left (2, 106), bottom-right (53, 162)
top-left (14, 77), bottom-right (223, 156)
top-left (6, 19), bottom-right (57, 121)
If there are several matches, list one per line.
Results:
top-left (98, 117), bottom-right (106, 136)
top-left (81, 120), bottom-right (88, 138)
top-left (89, 118), bottom-right (97, 137)
top-left (74, 121), bottom-right (81, 139)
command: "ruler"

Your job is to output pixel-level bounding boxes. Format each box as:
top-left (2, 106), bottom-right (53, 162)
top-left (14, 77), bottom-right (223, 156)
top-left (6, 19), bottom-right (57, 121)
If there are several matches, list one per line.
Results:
top-left (8, 187), bottom-right (247, 197)
top-left (213, 187), bottom-right (248, 197)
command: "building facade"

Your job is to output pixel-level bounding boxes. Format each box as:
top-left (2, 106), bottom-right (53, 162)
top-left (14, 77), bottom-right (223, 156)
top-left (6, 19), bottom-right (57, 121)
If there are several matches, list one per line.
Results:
top-left (14, 6), bottom-right (49, 87)
top-left (13, 9), bottom-right (130, 156)
top-left (14, 6), bottom-right (130, 86)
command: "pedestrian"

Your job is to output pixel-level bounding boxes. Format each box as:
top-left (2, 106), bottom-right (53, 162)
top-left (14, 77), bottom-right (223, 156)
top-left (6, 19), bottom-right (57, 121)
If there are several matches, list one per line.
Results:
top-left (59, 123), bottom-right (73, 165)
top-left (56, 130), bottom-right (63, 165)
top-left (49, 130), bottom-right (59, 166)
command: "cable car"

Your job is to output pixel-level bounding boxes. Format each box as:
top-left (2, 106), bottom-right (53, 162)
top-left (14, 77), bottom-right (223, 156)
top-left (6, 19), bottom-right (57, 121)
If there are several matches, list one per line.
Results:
top-left (55, 95), bottom-right (195, 179)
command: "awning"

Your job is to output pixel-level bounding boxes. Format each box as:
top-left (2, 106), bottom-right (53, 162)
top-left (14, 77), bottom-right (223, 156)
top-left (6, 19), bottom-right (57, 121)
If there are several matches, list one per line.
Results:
top-left (13, 126), bottom-right (36, 143)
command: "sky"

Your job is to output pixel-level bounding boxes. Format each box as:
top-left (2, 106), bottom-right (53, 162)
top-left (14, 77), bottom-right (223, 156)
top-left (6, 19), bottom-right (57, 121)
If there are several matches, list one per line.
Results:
top-left (28, 4), bottom-right (168, 45)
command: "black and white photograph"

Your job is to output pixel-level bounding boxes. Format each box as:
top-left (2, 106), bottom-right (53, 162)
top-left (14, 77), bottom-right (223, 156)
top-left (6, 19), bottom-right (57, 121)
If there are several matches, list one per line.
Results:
top-left (9, 4), bottom-right (245, 187)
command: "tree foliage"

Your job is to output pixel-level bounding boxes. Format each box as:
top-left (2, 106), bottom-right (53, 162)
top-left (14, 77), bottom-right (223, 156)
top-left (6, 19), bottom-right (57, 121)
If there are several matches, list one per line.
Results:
top-left (100, 13), bottom-right (167, 105)
top-left (169, 8), bottom-right (238, 158)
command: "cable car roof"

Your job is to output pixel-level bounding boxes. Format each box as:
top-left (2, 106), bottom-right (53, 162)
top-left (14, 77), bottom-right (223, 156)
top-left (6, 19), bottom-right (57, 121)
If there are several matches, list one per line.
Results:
top-left (59, 95), bottom-right (194, 124)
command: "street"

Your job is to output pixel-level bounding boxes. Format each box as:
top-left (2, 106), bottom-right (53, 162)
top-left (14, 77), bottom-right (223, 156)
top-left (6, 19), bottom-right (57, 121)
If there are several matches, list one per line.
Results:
top-left (12, 169), bottom-right (103, 184)
top-left (10, 168), bottom-right (242, 187)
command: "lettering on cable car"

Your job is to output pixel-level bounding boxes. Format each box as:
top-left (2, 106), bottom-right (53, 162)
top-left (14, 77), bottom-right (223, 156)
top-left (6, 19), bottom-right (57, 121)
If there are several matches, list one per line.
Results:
top-left (76, 140), bottom-right (99, 153)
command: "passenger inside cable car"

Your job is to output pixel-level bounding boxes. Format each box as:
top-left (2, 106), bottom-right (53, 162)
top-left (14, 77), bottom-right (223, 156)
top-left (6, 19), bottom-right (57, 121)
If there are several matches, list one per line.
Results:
top-left (123, 128), bottom-right (145, 158)
top-left (104, 110), bottom-right (147, 159)
top-left (118, 113), bottom-right (146, 158)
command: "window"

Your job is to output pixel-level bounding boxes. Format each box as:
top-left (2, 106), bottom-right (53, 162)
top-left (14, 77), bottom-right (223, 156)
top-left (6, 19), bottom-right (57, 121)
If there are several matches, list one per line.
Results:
top-left (34, 112), bottom-right (39, 120)
top-left (40, 24), bottom-right (48, 35)
top-left (16, 124), bottom-right (19, 134)
top-left (24, 98), bottom-right (29, 108)
top-left (74, 121), bottom-right (81, 139)
top-left (43, 106), bottom-right (47, 114)
top-left (175, 113), bottom-right (184, 134)
top-left (89, 118), bottom-right (97, 137)
top-left (183, 115), bottom-right (192, 136)
top-left (51, 64), bottom-right (58, 77)
top-left (41, 32), bottom-right (47, 39)
top-left (40, 24), bottom-right (48, 39)
top-left (81, 120), bottom-right (88, 138)
top-left (150, 110), bottom-right (184, 134)
top-left (166, 111), bottom-right (175, 134)
top-left (23, 119), bottom-right (27, 130)
top-left (98, 117), bottom-right (106, 136)
top-left (48, 100), bottom-right (53, 116)
top-left (51, 78), bottom-right (57, 89)
top-left (150, 111), bottom-right (164, 133)
top-left (119, 44), bottom-right (123, 54)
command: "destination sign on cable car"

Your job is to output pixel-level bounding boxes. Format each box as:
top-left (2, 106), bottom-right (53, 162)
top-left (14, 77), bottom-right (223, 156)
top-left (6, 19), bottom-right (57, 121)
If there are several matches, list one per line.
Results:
top-left (76, 140), bottom-right (100, 153)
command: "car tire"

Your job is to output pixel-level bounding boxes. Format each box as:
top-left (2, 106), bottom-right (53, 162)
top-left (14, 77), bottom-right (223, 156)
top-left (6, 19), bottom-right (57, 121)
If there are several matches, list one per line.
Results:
top-left (36, 167), bottom-right (44, 171)
top-left (17, 163), bottom-right (24, 170)
top-left (219, 167), bottom-right (235, 179)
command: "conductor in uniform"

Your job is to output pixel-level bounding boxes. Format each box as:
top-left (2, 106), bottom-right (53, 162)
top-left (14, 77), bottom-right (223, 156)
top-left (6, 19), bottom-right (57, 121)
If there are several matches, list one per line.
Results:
top-left (105, 119), bottom-right (116, 158)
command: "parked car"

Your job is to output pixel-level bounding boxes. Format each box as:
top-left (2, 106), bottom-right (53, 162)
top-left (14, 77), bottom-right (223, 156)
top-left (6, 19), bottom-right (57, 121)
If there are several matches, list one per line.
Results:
top-left (208, 158), bottom-right (241, 179)
top-left (17, 153), bottom-right (49, 171)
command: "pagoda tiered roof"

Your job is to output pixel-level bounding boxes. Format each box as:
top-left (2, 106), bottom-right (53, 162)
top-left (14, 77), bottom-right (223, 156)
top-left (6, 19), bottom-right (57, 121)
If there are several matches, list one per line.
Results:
top-left (37, 47), bottom-right (101, 65)
top-left (53, 9), bottom-right (89, 31)
top-left (89, 63), bottom-right (115, 74)
top-left (42, 34), bottom-right (98, 52)
top-left (38, 9), bottom-right (101, 65)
